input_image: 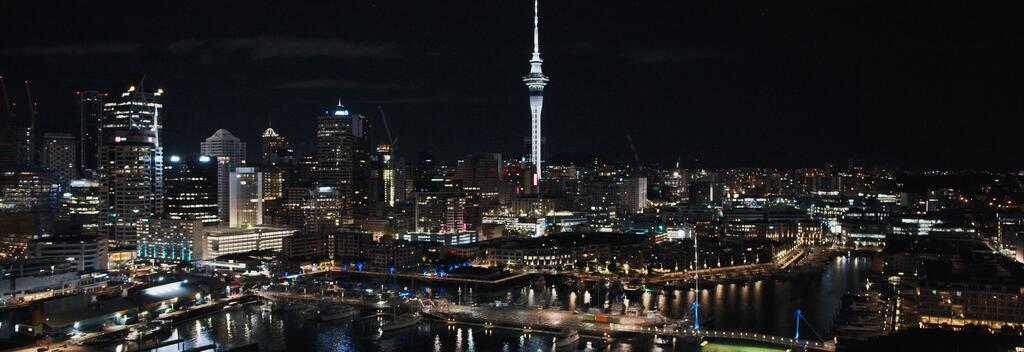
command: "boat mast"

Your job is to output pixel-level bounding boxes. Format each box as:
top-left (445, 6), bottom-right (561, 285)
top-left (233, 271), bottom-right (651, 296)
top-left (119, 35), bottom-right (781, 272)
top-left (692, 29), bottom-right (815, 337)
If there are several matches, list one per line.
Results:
top-left (692, 233), bottom-right (700, 330)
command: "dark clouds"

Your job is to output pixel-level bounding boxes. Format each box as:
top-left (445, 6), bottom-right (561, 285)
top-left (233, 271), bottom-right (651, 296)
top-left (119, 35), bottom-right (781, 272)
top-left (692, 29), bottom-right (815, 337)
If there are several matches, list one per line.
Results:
top-left (1, 1), bottom-right (1022, 170)
top-left (275, 79), bottom-right (414, 91)
top-left (2, 42), bottom-right (141, 56)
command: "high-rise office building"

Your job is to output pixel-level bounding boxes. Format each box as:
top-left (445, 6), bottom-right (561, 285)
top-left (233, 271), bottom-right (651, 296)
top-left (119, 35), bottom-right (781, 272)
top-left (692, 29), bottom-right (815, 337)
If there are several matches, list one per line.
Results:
top-left (98, 86), bottom-right (165, 248)
top-left (164, 154), bottom-right (219, 224)
top-left (41, 133), bottom-right (78, 185)
top-left (56, 179), bottom-right (101, 237)
top-left (262, 148), bottom-right (297, 225)
top-left (98, 129), bottom-right (162, 248)
top-left (315, 101), bottom-right (356, 225)
top-left (350, 114), bottom-right (377, 219)
top-left (455, 153), bottom-right (503, 195)
top-left (78, 90), bottom-right (104, 177)
top-left (101, 86), bottom-right (163, 145)
top-left (304, 186), bottom-right (342, 233)
top-left (261, 127), bottom-right (287, 165)
top-left (522, 0), bottom-right (550, 194)
top-left (229, 167), bottom-right (263, 228)
top-left (200, 129), bottom-right (246, 222)
top-left (261, 127), bottom-right (288, 203)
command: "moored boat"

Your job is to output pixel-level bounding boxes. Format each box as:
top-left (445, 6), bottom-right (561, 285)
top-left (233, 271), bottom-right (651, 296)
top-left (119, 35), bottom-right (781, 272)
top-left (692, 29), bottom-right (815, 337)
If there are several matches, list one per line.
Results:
top-left (381, 313), bottom-right (422, 332)
top-left (554, 328), bottom-right (580, 349)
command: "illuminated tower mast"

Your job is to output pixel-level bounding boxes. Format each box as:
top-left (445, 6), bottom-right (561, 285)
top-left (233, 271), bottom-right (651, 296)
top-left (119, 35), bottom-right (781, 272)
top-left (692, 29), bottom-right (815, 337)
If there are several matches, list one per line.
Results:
top-left (523, 0), bottom-right (549, 194)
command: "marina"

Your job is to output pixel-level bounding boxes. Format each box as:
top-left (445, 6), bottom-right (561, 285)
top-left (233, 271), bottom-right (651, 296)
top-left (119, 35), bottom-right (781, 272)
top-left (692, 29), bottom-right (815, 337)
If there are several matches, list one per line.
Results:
top-left (96, 255), bottom-right (864, 351)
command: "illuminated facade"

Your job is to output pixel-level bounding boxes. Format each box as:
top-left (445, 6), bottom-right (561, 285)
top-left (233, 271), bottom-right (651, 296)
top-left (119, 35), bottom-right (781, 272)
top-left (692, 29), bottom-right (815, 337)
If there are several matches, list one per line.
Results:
top-left (401, 231), bottom-right (478, 246)
top-left (194, 225), bottom-right (296, 259)
top-left (522, 0), bottom-right (549, 193)
top-left (136, 218), bottom-right (202, 262)
top-left (200, 129), bottom-right (246, 222)
top-left (724, 220), bottom-right (824, 245)
top-left (229, 167), bottom-right (263, 228)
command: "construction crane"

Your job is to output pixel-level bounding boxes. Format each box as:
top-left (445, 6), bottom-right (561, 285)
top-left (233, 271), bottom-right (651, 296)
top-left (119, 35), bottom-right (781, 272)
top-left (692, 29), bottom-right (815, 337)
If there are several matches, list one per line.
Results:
top-left (377, 105), bottom-right (398, 152)
top-left (22, 80), bottom-right (38, 165)
top-left (625, 133), bottom-right (641, 171)
top-left (23, 80), bottom-right (37, 130)
top-left (0, 75), bottom-right (14, 127)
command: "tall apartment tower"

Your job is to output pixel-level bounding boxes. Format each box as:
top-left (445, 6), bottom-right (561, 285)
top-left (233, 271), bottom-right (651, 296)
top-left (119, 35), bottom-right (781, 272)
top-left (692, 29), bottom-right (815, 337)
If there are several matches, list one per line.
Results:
top-left (78, 90), bottom-right (104, 177)
top-left (229, 167), bottom-right (263, 228)
top-left (41, 133), bottom-right (78, 185)
top-left (200, 129), bottom-right (246, 222)
top-left (314, 101), bottom-right (356, 225)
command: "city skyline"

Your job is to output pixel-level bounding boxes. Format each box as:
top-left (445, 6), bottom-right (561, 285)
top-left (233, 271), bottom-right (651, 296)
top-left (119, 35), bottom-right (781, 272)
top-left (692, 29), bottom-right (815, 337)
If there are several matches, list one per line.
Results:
top-left (2, 2), bottom-right (1024, 351)
top-left (1, 1), bottom-right (1021, 170)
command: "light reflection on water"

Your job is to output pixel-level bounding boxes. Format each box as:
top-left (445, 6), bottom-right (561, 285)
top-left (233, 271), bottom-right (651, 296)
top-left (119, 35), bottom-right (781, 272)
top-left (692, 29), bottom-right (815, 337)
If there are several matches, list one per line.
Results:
top-left (114, 256), bottom-right (865, 351)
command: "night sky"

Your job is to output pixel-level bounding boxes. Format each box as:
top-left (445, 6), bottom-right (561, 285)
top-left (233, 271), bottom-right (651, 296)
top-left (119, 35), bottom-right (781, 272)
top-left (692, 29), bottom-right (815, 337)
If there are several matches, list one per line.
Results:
top-left (1, 1), bottom-right (1021, 170)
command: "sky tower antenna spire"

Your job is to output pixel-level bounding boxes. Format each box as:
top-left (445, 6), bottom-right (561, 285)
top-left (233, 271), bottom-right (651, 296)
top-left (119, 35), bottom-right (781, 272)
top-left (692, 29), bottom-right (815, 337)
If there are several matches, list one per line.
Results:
top-left (523, 0), bottom-right (550, 194)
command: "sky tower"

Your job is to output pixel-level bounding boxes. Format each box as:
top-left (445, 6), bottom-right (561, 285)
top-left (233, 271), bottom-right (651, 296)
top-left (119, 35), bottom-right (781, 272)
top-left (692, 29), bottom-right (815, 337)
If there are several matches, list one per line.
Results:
top-left (523, 0), bottom-right (549, 193)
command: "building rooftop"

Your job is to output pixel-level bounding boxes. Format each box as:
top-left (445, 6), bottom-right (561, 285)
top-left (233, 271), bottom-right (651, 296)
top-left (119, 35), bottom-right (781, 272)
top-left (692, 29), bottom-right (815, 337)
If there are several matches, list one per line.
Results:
top-left (204, 225), bottom-right (297, 236)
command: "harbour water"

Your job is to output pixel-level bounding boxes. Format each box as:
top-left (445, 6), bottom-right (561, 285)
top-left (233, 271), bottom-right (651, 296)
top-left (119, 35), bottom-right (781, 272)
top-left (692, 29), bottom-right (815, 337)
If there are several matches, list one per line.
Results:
top-left (116, 255), bottom-right (869, 352)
